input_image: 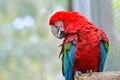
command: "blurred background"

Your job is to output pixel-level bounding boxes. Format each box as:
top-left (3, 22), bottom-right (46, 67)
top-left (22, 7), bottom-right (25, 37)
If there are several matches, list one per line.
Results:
top-left (0, 0), bottom-right (120, 80)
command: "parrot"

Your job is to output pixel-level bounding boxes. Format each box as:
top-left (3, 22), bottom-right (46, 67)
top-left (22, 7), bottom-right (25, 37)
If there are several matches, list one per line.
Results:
top-left (49, 11), bottom-right (109, 80)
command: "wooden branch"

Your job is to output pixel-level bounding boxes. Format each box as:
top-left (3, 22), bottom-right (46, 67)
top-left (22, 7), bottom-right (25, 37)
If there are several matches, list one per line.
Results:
top-left (74, 71), bottom-right (120, 80)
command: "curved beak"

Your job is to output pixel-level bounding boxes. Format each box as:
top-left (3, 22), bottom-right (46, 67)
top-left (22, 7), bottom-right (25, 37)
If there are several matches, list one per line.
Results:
top-left (57, 29), bottom-right (65, 39)
top-left (51, 26), bottom-right (65, 39)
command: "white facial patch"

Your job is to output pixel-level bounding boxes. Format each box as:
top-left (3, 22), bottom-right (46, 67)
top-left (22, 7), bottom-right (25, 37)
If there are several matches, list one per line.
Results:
top-left (51, 20), bottom-right (65, 39)
top-left (51, 26), bottom-right (59, 38)
top-left (55, 20), bottom-right (64, 31)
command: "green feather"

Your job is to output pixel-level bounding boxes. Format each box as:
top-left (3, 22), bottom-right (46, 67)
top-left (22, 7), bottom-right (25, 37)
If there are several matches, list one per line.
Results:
top-left (104, 42), bottom-right (109, 52)
top-left (61, 42), bottom-right (72, 75)
top-left (62, 42), bottom-right (75, 80)
top-left (63, 43), bottom-right (72, 56)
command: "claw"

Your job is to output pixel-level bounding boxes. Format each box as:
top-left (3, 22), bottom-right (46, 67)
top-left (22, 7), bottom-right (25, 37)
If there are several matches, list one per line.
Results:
top-left (86, 70), bottom-right (89, 73)
top-left (89, 69), bottom-right (93, 74)
top-left (86, 69), bottom-right (93, 75)
top-left (75, 71), bottom-right (82, 77)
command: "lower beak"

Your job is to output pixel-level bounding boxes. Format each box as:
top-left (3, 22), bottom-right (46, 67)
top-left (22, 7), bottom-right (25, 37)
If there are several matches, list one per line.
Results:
top-left (57, 30), bottom-right (65, 39)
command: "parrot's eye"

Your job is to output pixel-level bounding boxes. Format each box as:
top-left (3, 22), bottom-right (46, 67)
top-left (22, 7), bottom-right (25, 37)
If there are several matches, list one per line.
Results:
top-left (55, 20), bottom-right (64, 30)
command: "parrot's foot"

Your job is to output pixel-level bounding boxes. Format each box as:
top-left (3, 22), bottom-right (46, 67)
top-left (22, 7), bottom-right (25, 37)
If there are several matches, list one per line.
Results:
top-left (75, 71), bottom-right (82, 77)
top-left (86, 69), bottom-right (93, 75)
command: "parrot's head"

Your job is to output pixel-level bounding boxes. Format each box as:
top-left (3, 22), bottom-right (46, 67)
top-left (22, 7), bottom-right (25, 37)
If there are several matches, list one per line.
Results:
top-left (49, 11), bottom-right (80, 39)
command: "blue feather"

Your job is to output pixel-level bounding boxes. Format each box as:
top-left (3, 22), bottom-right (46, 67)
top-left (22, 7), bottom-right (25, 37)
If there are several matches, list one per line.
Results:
top-left (99, 42), bottom-right (107, 72)
top-left (64, 45), bottom-right (75, 80)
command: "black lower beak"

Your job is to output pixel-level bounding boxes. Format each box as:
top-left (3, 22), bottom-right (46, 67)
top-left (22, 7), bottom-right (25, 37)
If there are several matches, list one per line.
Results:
top-left (59, 31), bottom-right (65, 39)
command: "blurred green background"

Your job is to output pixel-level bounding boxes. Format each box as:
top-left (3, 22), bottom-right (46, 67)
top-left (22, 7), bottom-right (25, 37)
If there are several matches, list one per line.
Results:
top-left (0, 0), bottom-right (68, 80)
top-left (0, 0), bottom-right (120, 80)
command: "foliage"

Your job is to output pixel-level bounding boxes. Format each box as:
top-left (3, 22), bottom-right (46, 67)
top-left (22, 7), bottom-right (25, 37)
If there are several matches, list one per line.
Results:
top-left (113, 0), bottom-right (120, 38)
top-left (0, 0), bottom-right (69, 80)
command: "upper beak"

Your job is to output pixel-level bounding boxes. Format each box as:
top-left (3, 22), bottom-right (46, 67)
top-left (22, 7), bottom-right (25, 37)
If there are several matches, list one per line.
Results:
top-left (51, 26), bottom-right (65, 39)
top-left (57, 29), bottom-right (65, 39)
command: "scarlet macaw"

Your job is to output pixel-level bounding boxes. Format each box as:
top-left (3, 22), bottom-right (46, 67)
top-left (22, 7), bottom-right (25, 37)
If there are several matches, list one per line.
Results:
top-left (49, 11), bottom-right (109, 80)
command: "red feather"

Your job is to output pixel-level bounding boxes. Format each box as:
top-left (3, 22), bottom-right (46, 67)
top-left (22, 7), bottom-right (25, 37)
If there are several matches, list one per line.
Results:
top-left (49, 11), bottom-right (109, 73)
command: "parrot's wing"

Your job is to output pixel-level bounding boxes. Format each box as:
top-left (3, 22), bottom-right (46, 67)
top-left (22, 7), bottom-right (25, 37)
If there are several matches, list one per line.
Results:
top-left (62, 42), bottom-right (76, 80)
top-left (99, 41), bottom-right (109, 72)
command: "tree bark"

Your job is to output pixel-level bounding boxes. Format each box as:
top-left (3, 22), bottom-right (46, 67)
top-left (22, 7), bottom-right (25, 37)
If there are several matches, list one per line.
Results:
top-left (74, 71), bottom-right (120, 80)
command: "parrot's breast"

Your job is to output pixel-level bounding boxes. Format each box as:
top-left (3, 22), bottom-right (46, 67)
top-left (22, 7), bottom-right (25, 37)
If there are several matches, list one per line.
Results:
top-left (60, 25), bottom-right (108, 73)
top-left (74, 30), bottom-right (101, 73)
